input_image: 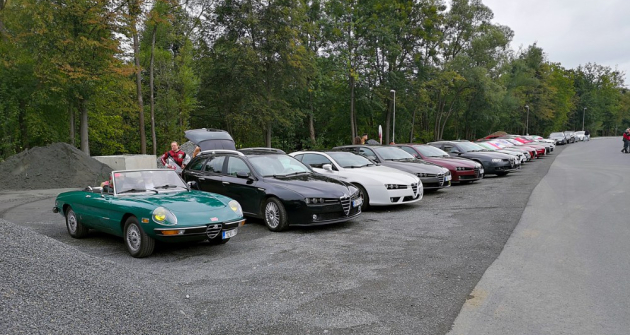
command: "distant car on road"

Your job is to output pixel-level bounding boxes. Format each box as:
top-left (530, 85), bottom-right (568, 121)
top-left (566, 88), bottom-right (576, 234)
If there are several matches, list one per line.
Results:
top-left (564, 131), bottom-right (576, 143)
top-left (393, 144), bottom-right (484, 183)
top-left (574, 131), bottom-right (586, 141)
top-left (549, 132), bottom-right (567, 145)
top-left (53, 169), bottom-right (245, 258)
top-left (427, 140), bottom-right (518, 176)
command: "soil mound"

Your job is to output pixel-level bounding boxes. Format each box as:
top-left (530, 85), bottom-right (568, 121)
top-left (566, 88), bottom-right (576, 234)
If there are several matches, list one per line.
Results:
top-left (0, 143), bottom-right (112, 190)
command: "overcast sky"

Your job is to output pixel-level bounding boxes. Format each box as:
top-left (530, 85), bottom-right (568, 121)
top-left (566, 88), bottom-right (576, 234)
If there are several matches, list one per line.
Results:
top-left (481, 0), bottom-right (630, 86)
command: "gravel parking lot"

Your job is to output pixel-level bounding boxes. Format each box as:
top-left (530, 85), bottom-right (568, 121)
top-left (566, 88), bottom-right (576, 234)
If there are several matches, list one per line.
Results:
top-left (0, 146), bottom-right (564, 334)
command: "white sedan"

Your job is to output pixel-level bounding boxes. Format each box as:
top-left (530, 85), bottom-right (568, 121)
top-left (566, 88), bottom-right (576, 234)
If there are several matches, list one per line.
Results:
top-left (289, 151), bottom-right (423, 210)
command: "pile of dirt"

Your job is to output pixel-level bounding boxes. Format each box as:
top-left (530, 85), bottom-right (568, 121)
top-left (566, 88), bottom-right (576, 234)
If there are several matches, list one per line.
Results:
top-left (0, 143), bottom-right (112, 190)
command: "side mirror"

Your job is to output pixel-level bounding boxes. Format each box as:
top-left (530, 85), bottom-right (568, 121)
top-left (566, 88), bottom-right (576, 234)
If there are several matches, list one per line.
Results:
top-left (322, 164), bottom-right (333, 171)
top-left (236, 171), bottom-right (250, 179)
top-left (187, 181), bottom-right (199, 190)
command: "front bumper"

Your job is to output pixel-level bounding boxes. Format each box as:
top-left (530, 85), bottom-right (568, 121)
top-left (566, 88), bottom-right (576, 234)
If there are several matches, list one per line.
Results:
top-left (152, 219), bottom-right (245, 242)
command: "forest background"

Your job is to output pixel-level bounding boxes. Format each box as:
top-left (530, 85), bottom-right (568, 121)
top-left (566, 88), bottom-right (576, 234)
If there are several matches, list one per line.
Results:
top-left (1, 0), bottom-right (629, 159)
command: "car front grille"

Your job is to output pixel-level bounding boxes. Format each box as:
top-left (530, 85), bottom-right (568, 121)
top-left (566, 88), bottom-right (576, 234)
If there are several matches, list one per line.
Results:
top-left (411, 183), bottom-right (418, 196)
top-left (206, 224), bottom-right (222, 239)
top-left (437, 173), bottom-right (445, 186)
top-left (340, 196), bottom-right (351, 216)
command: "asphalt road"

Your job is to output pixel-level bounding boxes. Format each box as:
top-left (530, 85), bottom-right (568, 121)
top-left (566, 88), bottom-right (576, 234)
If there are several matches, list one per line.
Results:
top-left (448, 137), bottom-right (630, 335)
top-left (1, 144), bottom-right (564, 334)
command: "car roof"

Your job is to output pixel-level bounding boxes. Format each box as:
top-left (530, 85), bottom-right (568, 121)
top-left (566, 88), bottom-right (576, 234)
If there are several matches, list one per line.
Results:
top-left (238, 147), bottom-right (286, 155)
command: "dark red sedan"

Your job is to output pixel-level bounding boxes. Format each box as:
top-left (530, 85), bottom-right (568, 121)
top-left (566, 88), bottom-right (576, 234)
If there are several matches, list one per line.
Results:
top-left (394, 144), bottom-right (484, 183)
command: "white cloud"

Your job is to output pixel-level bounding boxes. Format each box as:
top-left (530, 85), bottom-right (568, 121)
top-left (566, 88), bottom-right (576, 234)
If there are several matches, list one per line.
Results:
top-left (482, 0), bottom-right (630, 86)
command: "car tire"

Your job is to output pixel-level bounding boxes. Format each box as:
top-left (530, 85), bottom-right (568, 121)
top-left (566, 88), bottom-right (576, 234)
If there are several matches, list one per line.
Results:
top-left (65, 207), bottom-right (89, 238)
top-left (263, 197), bottom-right (289, 232)
top-left (124, 216), bottom-right (155, 258)
top-left (353, 183), bottom-right (370, 212)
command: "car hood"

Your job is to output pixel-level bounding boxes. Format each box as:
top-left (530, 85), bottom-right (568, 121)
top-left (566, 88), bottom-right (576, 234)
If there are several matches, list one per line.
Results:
top-left (264, 173), bottom-right (352, 197)
top-left (381, 160), bottom-right (449, 174)
top-left (117, 190), bottom-right (228, 212)
top-left (424, 156), bottom-right (478, 168)
top-left (339, 165), bottom-right (419, 183)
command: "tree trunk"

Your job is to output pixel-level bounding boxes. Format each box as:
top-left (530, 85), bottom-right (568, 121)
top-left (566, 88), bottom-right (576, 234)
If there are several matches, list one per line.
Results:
top-left (409, 108), bottom-right (416, 143)
top-left (18, 100), bottom-right (28, 150)
top-left (307, 78), bottom-right (316, 144)
top-left (384, 99), bottom-right (391, 145)
top-left (130, 1), bottom-right (146, 154)
top-left (69, 104), bottom-right (75, 146)
top-left (349, 72), bottom-right (356, 142)
top-left (79, 98), bottom-right (89, 156)
top-left (150, 25), bottom-right (157, 155)
top-left (266, 122), bottom-right (272, 147)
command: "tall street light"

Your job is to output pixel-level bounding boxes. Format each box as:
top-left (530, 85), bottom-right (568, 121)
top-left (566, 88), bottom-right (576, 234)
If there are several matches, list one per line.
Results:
top-left (582, 107), bottom-right (587, 131)
top-left (525, 105), bottom-right (530, 135)
top-left (391, 89), bottom-right (396, 143)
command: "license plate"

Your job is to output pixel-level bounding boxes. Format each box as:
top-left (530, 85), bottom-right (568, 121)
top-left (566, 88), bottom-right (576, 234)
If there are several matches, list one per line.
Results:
top-left (445, 175), bottom-right (451, 182)
top-left (222, 228), bottom-right (237, 239)
top-left (352, 198), bottom-right (363, 207)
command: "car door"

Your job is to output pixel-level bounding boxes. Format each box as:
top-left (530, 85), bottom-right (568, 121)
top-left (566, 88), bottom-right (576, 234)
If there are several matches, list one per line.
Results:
top-left (197, 155), bottom-right (227, 194)
top-left (222, 156), bottom-right (264, 216)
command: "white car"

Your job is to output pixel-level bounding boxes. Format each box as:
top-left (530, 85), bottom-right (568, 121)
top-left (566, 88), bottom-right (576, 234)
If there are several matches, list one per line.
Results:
top-left (289, 151), bottom-right (423, 210)
top-left (574, 131), bottom-right (586, 141)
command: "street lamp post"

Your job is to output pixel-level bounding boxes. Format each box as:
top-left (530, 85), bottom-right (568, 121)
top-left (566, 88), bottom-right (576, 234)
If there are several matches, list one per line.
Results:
top-left (391, 89), bottom-right (396, 143)
top-left (525, 105), bottom-right (530, 135)
top-left (582, 107), bottom-right (587, 131)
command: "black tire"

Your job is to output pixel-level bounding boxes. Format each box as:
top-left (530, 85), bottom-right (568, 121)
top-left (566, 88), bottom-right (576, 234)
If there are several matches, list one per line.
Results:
top-left (496, 172), bottom-right (509, 177)
top-left (65, 207), bottom-right (89, 238)
top-left (353, 183), bottom-right (370, 212)
top-left (263, 197), bottom-right (289, 232)
top-left (124, 216), bottom-right (155, 258)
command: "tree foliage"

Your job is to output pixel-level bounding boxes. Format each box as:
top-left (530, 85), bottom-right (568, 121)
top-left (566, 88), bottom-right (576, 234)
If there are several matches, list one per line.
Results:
top-left (1, 0), bottom-right (629, 160)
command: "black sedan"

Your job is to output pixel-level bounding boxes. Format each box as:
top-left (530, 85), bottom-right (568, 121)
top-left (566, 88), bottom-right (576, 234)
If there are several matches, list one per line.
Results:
top-left (181, 148), bottom-right (362, 232)
top-left (331, 145), bottom-right (452, 190)
top-left (427, 140), bottom-right (517, 176)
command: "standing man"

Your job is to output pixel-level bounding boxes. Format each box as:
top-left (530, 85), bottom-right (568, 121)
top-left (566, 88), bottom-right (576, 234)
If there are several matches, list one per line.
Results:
top-left (584, 129), bottom-right (590, 141)
top-left (623, 129), bottom-right (630, 153)
top-left (161, 141), bottom-right (190, 172)
top-left (361, 133), bottom-right (368, 144)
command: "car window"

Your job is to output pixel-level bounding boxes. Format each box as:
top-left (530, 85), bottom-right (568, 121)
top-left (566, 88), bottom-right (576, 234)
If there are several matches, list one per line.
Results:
top-left (188, 158), bottom-right (206, 171)
top-left (399, 146), bottom-right (418, 157)
top-left (302, 154), bottom-right (333, 168)
top-left (204, 156), bottom-right (225, 173)
top-left (359, 147), bottom-right (377, 160)
top-left (443, 145), bottom-right (454, 153)
top-left (226, 157), bottom-right (251, 176)
top-left (292, 154), bottom-right (304, 162)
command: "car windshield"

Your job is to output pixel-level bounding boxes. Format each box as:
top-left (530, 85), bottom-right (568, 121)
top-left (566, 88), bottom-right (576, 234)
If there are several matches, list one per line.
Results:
top-left (476, 143), bottom-right (496, 151)
top-left (414, 145), bottom-right (449, 157)
top-left (550, 132), bottom-right (564, 138)
top-left (249, 154), bottom-right (311, 177)
top-left (575, 131), bottom-right (585, 135)
top-left (327, 152), bottom-right (375, 168)
top-left (373, 147), bottom-right (415, 161)
top-left (114, 170), bottom-right (187, 194)
top-left (456, 142), bottom-right (485, 152)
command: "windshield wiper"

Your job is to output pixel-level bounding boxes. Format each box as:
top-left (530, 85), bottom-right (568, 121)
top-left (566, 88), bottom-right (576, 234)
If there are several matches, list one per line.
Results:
top-left (274, 171), bottom-right (308, 178)
top-left (155, 184), bottom-right (182, 189)
top-left (118, 188), bottom-right (146, 194)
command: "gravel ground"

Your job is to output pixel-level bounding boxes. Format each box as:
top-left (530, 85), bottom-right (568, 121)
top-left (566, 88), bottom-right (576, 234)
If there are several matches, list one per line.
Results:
top-left (0, 219), bottom-right (197, 334)
top-left (0, 145), bottom-right (565, 334)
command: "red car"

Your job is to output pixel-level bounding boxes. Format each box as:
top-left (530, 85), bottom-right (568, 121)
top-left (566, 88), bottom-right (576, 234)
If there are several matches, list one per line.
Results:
top-left (394, 144), bottom-right (484, 183)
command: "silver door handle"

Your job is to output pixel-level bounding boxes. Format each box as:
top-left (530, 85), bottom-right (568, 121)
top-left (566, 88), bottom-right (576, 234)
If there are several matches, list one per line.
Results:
top-left (222, 181), bottom-right (230, 185)
top-left (85, 195), bottom-right (91, 198)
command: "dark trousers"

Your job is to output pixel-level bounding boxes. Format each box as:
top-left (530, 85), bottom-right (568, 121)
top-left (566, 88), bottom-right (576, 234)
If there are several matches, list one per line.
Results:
top-left (624, 139), bottom-right (629, 153)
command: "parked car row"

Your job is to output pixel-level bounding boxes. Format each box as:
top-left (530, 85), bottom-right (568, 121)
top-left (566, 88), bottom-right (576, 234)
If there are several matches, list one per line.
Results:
top-left (53, 130), bottom-right (554, 257)
top-left (548, 130), bottom-right (588, 144)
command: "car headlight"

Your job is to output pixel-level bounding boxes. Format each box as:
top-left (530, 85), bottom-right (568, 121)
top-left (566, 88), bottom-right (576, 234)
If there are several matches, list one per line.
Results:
top-left (491, 158), bottom-right (502, 163)
top-left (152, 206), bottom-right (178, 225)
top-left (385, 184), bottom-right (399, 189)
top-left (228, 200), bottom-right (243, 217)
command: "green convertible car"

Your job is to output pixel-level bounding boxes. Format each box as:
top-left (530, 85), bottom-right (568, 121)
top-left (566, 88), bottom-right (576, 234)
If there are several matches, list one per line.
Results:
top-left (53, 169), bottom-right (245, 258)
